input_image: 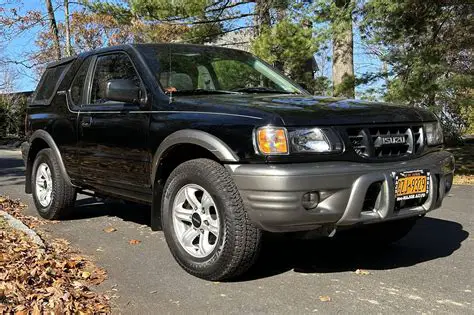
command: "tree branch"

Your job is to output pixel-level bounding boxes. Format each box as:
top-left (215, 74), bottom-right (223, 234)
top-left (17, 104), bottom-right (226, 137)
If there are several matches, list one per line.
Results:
top-left (154, 12), bottom-right (255, 25)
top-left (177, 25), bottom-right (253, 43)
top-left (205, 0), bottom-right (254, 13)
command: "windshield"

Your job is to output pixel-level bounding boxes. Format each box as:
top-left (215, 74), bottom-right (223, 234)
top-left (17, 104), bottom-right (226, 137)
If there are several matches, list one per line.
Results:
top-left (141, 45), bottom-right (304, 95)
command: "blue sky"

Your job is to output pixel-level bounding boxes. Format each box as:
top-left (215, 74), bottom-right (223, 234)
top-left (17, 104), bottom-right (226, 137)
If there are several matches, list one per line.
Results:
top-left (3, 0), bottom-right (383, 96)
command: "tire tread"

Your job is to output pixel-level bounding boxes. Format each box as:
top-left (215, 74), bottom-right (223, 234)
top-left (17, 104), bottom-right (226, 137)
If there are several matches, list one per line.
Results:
top-left (32, 148), bottom-right (76, 220)
top-left (162, 158), bottom-right (261, 281)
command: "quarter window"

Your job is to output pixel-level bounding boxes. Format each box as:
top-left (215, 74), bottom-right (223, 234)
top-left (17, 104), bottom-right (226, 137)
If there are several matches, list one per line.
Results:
top-left (90, 54), bottom-right (140, 104)
top-left (33, 64), bottom-right (68, 103)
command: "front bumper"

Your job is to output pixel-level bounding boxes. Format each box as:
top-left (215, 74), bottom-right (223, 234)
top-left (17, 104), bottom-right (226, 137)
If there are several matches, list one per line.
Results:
top-left (227, 151), bottom-right (455, 232)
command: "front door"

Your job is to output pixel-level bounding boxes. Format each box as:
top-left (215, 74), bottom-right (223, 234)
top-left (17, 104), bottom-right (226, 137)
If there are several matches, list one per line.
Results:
top-left (77, 52), bottom-right (151, 199)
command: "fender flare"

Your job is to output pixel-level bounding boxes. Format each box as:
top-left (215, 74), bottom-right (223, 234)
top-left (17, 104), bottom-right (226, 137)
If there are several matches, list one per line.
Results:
top-left (150, 129), bottom-right (239, 185)
top-left (25, 130), bottom-right (74, 193)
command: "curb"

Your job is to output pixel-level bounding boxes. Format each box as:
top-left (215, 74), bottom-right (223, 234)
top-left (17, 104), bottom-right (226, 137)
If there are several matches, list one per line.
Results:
top-left (0, 210), bottom-right (45, 250)
top-left (0, 145), bottom-right (21, 152)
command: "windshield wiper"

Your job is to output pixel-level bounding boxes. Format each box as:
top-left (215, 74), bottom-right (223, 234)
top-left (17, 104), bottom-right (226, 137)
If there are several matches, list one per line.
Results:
top-left (232, 87), bottom-right (297, 94)
top-left (169, 89), bottom-right (240, 95)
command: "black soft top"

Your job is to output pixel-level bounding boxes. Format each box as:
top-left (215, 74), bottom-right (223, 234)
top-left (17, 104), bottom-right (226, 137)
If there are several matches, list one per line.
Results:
top-left (46, 55), bottom-right (76, 68)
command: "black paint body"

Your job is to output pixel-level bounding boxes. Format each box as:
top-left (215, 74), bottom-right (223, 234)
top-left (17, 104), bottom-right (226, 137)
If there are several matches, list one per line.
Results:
top-left (25, 44), bottom-right (440, 204)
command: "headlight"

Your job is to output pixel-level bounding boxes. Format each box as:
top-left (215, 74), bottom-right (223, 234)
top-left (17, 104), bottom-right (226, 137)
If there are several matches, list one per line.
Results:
top-left (255, 127), bottom-right (289, 155)
top-left (424, 121), bottom-right (443, 146)
top-left (255, 126), bottom-right (343, 155)
top-left (289, 128), bottom-right (343, 153)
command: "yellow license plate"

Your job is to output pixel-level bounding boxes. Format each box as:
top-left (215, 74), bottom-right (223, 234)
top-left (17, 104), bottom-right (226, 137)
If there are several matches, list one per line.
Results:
top-left (395, 170), bottom-right (430, 201)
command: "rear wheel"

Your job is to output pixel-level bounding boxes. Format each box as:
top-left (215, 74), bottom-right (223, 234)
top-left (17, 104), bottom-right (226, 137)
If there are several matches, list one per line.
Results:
top-left (32, 148), bottom-right (76, 219)
top-left (161, 158), bottom-right (261, 281)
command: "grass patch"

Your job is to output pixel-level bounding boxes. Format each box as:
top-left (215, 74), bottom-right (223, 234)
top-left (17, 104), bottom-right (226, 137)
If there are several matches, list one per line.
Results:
top-left (446, 143), bottom-right (474, 185)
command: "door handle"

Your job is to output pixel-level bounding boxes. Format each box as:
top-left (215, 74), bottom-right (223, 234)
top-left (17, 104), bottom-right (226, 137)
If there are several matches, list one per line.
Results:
top-left (81, 116), bottom-right (92, 128)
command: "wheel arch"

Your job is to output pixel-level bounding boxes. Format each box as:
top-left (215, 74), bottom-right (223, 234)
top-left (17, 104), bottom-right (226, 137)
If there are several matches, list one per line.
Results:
top-left (25, 130), bottom-right (73, 193)
top-left (150, 129), bottom-right (239, 231)
top-left (151, 129), bottom-right (239, 186)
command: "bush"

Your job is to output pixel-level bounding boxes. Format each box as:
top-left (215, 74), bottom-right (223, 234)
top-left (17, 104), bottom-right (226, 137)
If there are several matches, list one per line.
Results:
top-left (0, 93), bottom-right (29, 139)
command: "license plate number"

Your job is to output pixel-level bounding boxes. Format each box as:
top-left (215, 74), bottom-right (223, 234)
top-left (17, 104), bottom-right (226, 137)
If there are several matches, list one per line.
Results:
top-left (394, 170), bottom-right (430, 201)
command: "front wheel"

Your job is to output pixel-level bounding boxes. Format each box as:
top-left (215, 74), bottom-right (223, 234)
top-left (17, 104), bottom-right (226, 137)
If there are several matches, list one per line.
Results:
top-left (161, 159), bottom-right (261, 281)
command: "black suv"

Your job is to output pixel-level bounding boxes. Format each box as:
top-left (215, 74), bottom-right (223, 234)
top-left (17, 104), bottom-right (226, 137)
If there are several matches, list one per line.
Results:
top-left (22, 44), bottom-right (455, 280)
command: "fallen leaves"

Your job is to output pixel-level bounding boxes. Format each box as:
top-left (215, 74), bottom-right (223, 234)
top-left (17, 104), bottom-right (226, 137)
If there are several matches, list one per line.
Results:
top-left (129, 239), bottom-right (141, 245)
top-left (0, 197), bottom-right (110, 313)
top-left (0, 197), bottom-right (45, 229)
top-left (103, 227), bottom-right (117, 233)
top-left (319, 295), bottom-right (332, 302)
top-left (453, 175), bottom-right (474, 185)
top-left (355, 269), bottom-right (371, 275)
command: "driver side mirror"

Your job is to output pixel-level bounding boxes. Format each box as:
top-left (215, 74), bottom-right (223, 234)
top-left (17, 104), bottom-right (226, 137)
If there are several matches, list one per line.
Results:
top-left (105, 79), bottom-right (141, 104)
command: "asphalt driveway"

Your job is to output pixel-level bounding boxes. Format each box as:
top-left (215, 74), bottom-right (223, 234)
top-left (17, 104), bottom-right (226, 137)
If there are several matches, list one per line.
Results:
top-left (1, 148), bottom-right (473, 314)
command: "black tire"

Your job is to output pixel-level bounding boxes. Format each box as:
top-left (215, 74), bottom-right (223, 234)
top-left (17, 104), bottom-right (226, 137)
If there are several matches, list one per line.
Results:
top-left (31, 148), bottom-right (76, 220)
top-left (341, 217), bottom-right (420, 246)
top-left (161, 158), bottom-right (262, 281)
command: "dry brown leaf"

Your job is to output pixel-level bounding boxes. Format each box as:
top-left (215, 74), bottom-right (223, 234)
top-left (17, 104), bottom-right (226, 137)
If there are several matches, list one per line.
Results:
top-left (31, 305), bottom-right (41, 315)
top-left (0, 197), bottom-right (44, 228)
top-left (103, 227), bottom-right (117, 233)
top-left (355, 269), bottom-right (371, 275)
top-left (0, 196), bottom-right (111, 313)
top-left (319, 295), bottom-right (331, 302)
top-left (129, 239), bottom-right (141, 245)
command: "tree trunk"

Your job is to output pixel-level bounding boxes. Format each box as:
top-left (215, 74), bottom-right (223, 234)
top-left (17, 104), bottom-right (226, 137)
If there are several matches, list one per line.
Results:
top-left (64, 0), bottom-right (72, 56)
top-left (332, 0), bottom-right (354, 98)
top-left (45, 0), bottom-right (61, 60)
top-left (254, 0), bottom-right (271, 36)
top-left (275, 0), bottom-right (287, 23)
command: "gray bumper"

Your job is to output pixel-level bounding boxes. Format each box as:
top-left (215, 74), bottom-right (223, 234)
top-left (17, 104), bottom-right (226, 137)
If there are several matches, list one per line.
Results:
top-left (227, 151), bottom-right (455, 232)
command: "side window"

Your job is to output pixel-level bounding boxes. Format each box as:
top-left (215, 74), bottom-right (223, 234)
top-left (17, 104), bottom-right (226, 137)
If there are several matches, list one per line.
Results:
top-left (70, 57), bottom-right (92, 105)
top-left (33, 64), bottom-right (68, 103)
top-left (90, 54), bottom-right (140, 104)
top-left (197, 65), bottom-right (215, 90)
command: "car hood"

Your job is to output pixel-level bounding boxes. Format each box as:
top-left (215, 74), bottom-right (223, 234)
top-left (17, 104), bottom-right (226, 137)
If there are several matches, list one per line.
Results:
top-left (176, 94), bottom-right (437, 126)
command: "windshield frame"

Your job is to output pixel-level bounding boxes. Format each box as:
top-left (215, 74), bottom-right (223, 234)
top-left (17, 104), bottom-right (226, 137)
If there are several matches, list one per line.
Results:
top-left (138, 44), bottom-right (309, 96)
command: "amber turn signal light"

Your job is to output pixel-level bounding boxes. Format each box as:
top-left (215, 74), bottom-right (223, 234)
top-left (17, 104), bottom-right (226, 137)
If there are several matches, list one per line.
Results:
top-left (256, 127), bottom-right (288, 155)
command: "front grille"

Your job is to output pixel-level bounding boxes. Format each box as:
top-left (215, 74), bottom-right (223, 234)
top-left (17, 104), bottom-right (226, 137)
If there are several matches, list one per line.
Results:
top-left (347, 125), bottom-right (423, 159)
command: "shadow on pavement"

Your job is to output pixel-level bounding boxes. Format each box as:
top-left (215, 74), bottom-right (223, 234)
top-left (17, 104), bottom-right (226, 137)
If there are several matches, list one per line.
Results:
top-left (65, 198), bottom-right (468, 281)
top-left (67, 197), bottom-right (152, 227)
top-left (242, 217), bottom-right (468, 281)
top-left (0, 157), bottom-right (25, 187)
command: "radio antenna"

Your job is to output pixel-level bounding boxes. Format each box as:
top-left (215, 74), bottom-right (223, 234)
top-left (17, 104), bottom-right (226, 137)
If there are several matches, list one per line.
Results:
top-left (168, 45), bottom-right (173, 104)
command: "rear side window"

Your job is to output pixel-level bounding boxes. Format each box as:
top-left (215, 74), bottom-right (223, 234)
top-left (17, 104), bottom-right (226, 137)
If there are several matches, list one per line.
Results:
top-left (70, 57), bottom-right (92, 105)
top-left (33, 64), bottom-right (69, 104)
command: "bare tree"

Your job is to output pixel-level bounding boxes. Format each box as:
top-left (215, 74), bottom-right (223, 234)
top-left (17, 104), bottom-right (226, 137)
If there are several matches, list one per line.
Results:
top-left (64, 0), bottom-right (72, 56)
top-left (254, 0), bottom-right (272, 36)
top-left (45, 0), bottom-right (61, 60)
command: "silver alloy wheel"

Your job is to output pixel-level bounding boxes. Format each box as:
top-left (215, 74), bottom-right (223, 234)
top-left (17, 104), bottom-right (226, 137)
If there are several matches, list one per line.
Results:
top-left (172, 184), bottom-right (220, 258)
top-left (35, 162), bottom-right (53, 207)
